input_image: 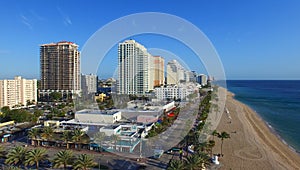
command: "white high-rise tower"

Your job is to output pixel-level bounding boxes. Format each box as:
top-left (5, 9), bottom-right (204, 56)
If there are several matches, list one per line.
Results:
top-left (117, 40), bottom-right (151, 95)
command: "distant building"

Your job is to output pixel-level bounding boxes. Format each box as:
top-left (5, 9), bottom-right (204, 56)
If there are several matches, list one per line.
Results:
top-left (0, 76), bottom-right (37, 108)
top-left (154, 85), bottom-right (189, 101)
top-left (75, 109), bottom-right (122, 124)
top-left (196, 74), bottom-right (207, 86)
top-left (81, 74), bottom-right (97, 94)
top-left (117, 40), bottom-right (151, 95)
top-left (39, 41), bottom-right (80, 98)
top-left (167, 60), bottom-right (186, 85)
top-left (154, 83), bottom-right (198, 101)
top-left (152, 56), bottom-right (165, 87)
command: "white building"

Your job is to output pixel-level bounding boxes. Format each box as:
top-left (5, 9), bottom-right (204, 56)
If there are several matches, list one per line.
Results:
top-left (117, 40), bottom-right (151, 95)
top-left (155, 83), bottom-right (198, 101)
top-left (154, 85), bottom-right (188, 100)
top-left (167, 60), bottom-right (187, 85)
top-left (75, 109), bottom-right (122, 124)
top-left (0, 76), bottom-right (37, 108)
top-left (81, 74), bottom-right (97, 94)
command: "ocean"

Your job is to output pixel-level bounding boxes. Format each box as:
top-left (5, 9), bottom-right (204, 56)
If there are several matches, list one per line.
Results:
top-left (226, 80), bottom-right (300, 153)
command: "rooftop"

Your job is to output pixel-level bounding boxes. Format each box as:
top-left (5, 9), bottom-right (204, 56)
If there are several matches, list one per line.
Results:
top-left (76, 109), bottom-right (120, 115)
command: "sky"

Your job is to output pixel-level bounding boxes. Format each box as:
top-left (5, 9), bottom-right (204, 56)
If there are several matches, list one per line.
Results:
top-left (0, 0), bottom-right (300, 80)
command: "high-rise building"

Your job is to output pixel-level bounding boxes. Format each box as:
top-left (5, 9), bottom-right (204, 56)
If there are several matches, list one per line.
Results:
top-left (152, 56), bottom-right (165, 87)
top-left (117, 40), bottom-right (151, 95)
top-left (81, 74), bottom-right (98, 94)
top-left (40, 41), bottom-right (80, 97)
top-left (167, 60), bottom-right (186, 85)
top-left (0, 76), bottom-right (37, 108)
top-left (196, 74), bottom-right (207, 86)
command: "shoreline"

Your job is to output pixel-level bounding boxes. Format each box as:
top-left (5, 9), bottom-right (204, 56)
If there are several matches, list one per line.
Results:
top-left (229, 90), bottom-right (300, 156)
top-left (215, 88), bottom-right (300, 169)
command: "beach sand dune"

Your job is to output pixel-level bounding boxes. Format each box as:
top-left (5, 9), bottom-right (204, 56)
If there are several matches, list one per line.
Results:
top-left (214, 91), bottom-right (300, 169)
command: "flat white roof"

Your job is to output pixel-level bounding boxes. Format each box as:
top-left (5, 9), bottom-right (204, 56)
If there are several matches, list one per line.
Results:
top-left (76, 109), bottom-right (120, 115)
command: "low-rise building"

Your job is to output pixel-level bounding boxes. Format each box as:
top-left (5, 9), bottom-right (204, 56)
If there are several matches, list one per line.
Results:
top-left (154, 83), bottom-right (198, 101)
top-left (154, 85), bottom-right (188, 101)
top-left (75, 109), bottom-right (122, 124)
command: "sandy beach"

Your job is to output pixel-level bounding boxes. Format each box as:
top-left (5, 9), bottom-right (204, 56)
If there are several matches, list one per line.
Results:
top-left (215, 90), bottom-right (300, 169)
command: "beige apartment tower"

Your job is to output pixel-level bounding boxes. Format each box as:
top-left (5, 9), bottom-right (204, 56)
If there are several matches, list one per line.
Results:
top-left (40, 41), bottom-right (80, 97)
top-left (152, 56), bottom-right (164, 87)
top-left (0, 76), bottom-right (37, 108)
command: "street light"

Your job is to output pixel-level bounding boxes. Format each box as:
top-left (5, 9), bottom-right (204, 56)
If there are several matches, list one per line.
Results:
top-left (98, 157), bottom-right (101, 170)
top-left (98, 154), bottom-right (103, 170)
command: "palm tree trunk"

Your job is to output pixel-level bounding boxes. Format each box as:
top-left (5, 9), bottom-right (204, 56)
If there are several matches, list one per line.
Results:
top-left (221, 140), bottom-right (223, 156)
top-left (36, 160), bottom-right (39, 170)
top-left (64, 162), bottom-right (66, 170)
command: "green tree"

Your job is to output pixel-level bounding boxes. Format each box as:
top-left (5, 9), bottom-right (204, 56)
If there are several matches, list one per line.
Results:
top-left (211, 130), bottom-right (219, 141)
top-left (195, 142), bottom-right (207, 153)
top-left (0, 145), bottom-right (7, 158)
top-left (93, 132), bottom-right (106, 149)
top-left (1, 106), bottom-right (10, 115)
top-left (4, 166), bottom-right (22, 170)
top-left (32, 110), bottom-right (43, 122)
top-left (41, 126), bottom-right (54, 140)
top-left (5, 146), bottom-right (27, 167)
top-left (28, 128), bottom-right (40, 146)
top-left (185, 153), bottom-right (210, 170)
top-left (73, 154), bottom-right (95, 170)
top-left (218, 131), bottom-right (230, 156)
top-left (25, 148), bottom-right (47, 170)
top-left (167, 159), bottom-right (185, 170)
top-left (53, 150), bottom-right (74, 169)
top-left (207, 140), bottom-right (215, 158)
top-left (110, 134), bottom-right (120, 151)
top-left (72, 129), bottom-right (84, 149)
top-left (62, 131), bottom-right (71, 149)
top-left (50, 92), bottom-right (62, 101)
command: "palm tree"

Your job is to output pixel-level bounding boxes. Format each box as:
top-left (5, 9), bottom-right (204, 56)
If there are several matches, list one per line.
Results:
top-left (72, 129), bottom-right (84, 149)
top-left (195, 142), bottom-right (207, 153)
top-left (0, 145), bottom-right (7, 158)
top-left (53, 150), bottom-right (74, 169)
top-left (25, 148), bottom-right (47, 170)
top-left (93, 132), bottom-right (106, 151)
top-left (5, 166), bottom-right (22, 170)
top-left (197, 152), bottom-right (211, 168)
top-left (185, 152), bottom-right (210, 170)
top-left (185, 154), bottom-right (202, 170)
top-left (218, 131), bottom-right (230, 156)
top-left (62, 131), bottom-right (71, 149)
top-left (110, 134), bottom-right (120, 152)
top-left (41, 126), bottom-right (54, 141)
top-left (5, 146), bottom-right (27, 167)
top-left (211, 130), bottom-right (219, 141)
top-left (73, 154), bottom-right (96, 170)
top-left (207, 140), bottom-right (215, 157)
top-left (167, 159), bottom-right (185, 170)
top-left (28, 128), bottom-right (40, 146)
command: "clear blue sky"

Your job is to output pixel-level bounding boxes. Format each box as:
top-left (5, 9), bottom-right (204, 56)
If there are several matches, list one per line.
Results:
top-left (0, 0), bottom-right (300, 80)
